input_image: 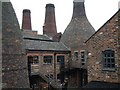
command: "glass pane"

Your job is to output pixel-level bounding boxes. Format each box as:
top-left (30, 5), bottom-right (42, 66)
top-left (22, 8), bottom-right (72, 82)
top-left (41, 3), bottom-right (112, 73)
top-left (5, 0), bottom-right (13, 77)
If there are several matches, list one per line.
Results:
top-left (74, 52), bottom-right (78, 61)
top-left (111, 64), bottom-right (115, 68)
top-left (104, 59), bottom-right (107, 62)
top-left (104, 64), bottom-right (107, 68)
top-left (81, 52), bottom-right (85, 58)
top-left (81, 63), bottom-right (85, 65)
top-left (110, 53), bottom-right (114, 57)
top-left (107, 64), bottom-right (110, 67)
top-left (111, 59), bottom-right (115, 63)
top-left (104, 54), bottom-right (107, 57)
top-left (81, 59), bottom-right (85, 62)
top-left (107, 59), bottom-right (110, 63)
top-left (44, 56), bottom-right (52, 64)
top-left (107, 53), bottom-right (110, 57)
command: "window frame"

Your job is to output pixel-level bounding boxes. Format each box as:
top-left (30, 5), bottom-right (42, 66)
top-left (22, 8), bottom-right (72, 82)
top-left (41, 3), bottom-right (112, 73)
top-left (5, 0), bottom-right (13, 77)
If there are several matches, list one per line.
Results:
top-left (28, 56), bottom-right (39, 64)
top-left (102, 50), bottom-right (115, 71)
top-left (57, 55), bottom-right (65, 64)
top-left (80, 50), bottom-right (86, 66)
top-left (74, 51), bottom-right (79, 61)
top-left (43, 55), bottom-right (53, 64)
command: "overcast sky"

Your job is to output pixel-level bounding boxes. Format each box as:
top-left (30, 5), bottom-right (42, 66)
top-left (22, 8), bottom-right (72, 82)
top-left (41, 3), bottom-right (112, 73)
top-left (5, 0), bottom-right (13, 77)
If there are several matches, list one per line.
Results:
top-left (10, 0), bottom-right (120, 34)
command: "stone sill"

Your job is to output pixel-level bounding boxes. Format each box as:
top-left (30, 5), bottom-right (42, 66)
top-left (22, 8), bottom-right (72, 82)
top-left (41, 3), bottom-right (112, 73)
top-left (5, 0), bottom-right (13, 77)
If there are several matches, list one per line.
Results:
top-left (102, 68), bottom-right (116, 72)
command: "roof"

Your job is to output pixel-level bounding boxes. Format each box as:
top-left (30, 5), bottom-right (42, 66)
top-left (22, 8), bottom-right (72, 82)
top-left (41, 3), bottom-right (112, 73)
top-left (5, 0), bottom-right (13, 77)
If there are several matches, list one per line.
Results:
top-left (22, 30), bottom-right (52, 41)
top-left (83, 81), bottom-right (120, 88)
top-left (24, 39), bottom-right (70, 52)
top-left (85, 9), bottom-right (120, 43)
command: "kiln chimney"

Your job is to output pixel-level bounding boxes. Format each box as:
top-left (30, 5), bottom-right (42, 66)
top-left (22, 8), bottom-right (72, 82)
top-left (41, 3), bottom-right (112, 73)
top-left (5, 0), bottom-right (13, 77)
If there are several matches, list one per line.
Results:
top-left (119, 1), bottom-right (120, 9)
top-left (22, 9), bottom-right (32, 30)
top-left (1, 0), bottom-right (29, 88)
top-left (72, 0), bottom-right (86, 19)
top-left (43, 4), bottom-right (57, 37)
top-left (60, 0), bottom-right (95, 49)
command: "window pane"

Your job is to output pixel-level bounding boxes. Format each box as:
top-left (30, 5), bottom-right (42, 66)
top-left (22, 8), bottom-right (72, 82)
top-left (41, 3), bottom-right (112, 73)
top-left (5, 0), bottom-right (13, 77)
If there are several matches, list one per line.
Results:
top-left (81, 51), bottom-right (86, 66)
top-left (81, 52), bottom-right (85, 58)
top-left (81, 59), bottom-right (85, 62)
top-left (111, 64), bottom-right (115, 68)
top-left (28, 56), bottom-right (39, 64)
top-left (111, 53), bottom-right (114, 57)
top-left (107, 64), bottom-right (110, 67)
top-left (28, 56), bottom-right (33, 63)
top-left (74, 52), bottom-right (78, 61)
top-left (104, 59), bottom-right (107, 62)
top-left (33, 56), bottom-right (39, 64)
top-left (107, 59), bottom-right (110, 63)
top-left (81, 63), bottom-right (85, 65)
top-left (57, 56), bottom-right (64, 63)
top-left (107, 53), bottom-right (110, 57)
top-left (111, 59), bottom-right (115, 63)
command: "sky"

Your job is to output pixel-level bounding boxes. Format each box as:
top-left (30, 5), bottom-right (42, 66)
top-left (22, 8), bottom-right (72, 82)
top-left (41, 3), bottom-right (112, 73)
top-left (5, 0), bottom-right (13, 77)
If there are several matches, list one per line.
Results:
top-left (10, 0), bottom-right (120, 34)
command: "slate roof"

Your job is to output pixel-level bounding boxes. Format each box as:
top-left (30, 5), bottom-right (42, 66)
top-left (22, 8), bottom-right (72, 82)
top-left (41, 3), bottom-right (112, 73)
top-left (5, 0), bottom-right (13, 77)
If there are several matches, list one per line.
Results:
top-left (24, 39), bottom-right (70, 52)
top-left (22, 30), bottom-right (52, 41)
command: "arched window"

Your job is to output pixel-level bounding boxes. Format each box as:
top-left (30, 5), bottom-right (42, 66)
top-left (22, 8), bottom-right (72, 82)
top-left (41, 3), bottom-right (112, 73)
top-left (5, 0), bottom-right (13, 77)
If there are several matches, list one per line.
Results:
top-left (102, 50), bottom-right (115, 70)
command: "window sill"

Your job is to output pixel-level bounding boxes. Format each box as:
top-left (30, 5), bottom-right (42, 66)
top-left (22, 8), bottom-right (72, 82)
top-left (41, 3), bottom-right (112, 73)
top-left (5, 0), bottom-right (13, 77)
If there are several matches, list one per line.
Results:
top-left (102, 68), bottom-right (116, 72)
top-left (43, 63), bottom-right (52, 65)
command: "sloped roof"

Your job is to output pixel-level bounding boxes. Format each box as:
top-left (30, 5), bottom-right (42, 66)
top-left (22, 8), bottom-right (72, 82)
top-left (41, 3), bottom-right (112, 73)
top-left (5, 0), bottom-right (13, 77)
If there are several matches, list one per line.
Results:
top-left (24, 39), bottom-right (70, 52)
top-left (22, 30), bottom-right (52, 41)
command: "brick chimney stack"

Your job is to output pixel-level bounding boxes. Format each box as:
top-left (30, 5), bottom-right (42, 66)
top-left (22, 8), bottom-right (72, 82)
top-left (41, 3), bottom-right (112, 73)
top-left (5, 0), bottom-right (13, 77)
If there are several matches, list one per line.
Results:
top-left (22, 9), bottom-right (32, 30)
top-left (43, 4), bottom-right (57, 37)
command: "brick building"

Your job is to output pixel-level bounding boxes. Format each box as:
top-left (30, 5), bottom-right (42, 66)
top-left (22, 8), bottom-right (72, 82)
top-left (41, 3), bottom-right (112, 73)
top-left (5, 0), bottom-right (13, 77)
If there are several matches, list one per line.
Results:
top-left (22, 29), bottom-right (70, 89)
top-left (1, 0), bottom-right (120, 89)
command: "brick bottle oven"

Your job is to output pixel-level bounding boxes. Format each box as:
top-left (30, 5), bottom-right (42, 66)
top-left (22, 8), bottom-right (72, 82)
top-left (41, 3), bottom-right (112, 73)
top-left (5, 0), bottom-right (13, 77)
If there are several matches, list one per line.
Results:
top-left (1, 0), bottom-right (29, 88)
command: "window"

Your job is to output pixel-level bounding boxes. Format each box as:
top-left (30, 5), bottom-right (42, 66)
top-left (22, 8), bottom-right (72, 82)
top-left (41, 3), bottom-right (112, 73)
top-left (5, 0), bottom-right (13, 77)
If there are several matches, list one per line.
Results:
top-left (80, 51), bottom-right (86, 66)
top-left (28, 56), bottom-right (39, 64)
top-left (43, 56), bottom-right (53, 64)
top-left (102, 50), bottom-right (115, 70)
top-left (74, 51), bottom-right (78, 61)
top-left (57, 56), bottom-right (65, 64)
